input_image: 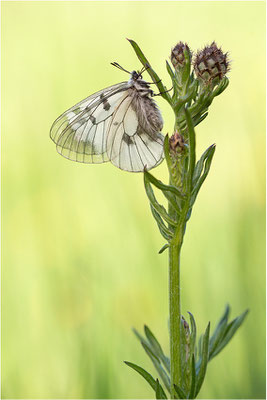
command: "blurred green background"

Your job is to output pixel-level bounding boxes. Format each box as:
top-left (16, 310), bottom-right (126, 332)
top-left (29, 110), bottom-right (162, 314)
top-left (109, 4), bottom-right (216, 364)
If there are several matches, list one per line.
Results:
top-left (2, 1), bottom-right (265, 399)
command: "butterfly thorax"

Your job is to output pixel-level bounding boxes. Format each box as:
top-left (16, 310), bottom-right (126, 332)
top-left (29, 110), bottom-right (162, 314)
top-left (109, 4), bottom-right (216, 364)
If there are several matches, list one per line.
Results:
top-left (128, 71), bottom-right (153, 97)
top-left (126, 71), bottom-right (163, 135)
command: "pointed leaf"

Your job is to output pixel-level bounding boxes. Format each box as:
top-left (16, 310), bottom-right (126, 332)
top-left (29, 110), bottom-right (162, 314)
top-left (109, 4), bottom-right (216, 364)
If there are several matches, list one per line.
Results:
top-left (142, 341), bottom-right (161, 363)
top-left (144, 325), bottom-right (171, 373)
top-left (208, 304), bottom-right (230, 359)
top-left (180, 318), bottom-right (189, 374)
top-left (188, 311), bottom-right (197, 356)
top-left (184, 108), bottom-right (196, 183)
top-left (145, 170), bottom-right (184, 202)
top-left (190, 145), bottom-right (216, 206)
top-left (133, 327), bottom-right (148, 345)
top-left (173, 384), bottom-right (187, 399)
top-left (133, 327), bottom-right (170, 389)
top-left (212, 76), bottom-right (229, 97)
top-left (124, 361), bottom-right (157, 392)
top-left (211, 309), bottom-right (249, 358)
top-left (133, 328), bottom-right (170, 393)
top-left (159, 244), bottom-right (169, 254)
top-left (163, 134), bottom-right (175, 180)
top-left (195, 322), bottom-right (210, 396)
top-left (193, 144), bottom-right (216, 186)
top-left (166, 60), bottom-right (175, 81)
top-left (142, 342), bottom-right (171, 393)
top-left (173, 83), bottom-right (198, 115)
top-left (189, 354), bottom-right (197, 399)
top-left (193, 111), bottom-right (208, 127)
top-left (144, 173), bottom-right (178, 227)
top-left (127, 39), bottom-right (172, 105)
top-left (155, 379), bottom-right (168, 399)
top-left (150, 205), bottom-right (173, 241)
top-left (197, 333), bottom-right (203, 361)
top-left (166, 60), bottom-right (179, 98)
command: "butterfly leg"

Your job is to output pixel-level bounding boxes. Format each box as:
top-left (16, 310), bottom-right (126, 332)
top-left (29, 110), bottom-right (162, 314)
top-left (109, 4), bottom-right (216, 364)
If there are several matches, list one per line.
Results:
top-left (151, 87), bottom-right (173, 97)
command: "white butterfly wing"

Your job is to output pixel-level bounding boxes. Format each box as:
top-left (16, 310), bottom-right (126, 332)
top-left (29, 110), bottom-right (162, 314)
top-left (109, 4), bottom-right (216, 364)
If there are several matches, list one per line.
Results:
top-left (107, 96), bottom-right (164, 172)
top-left (50, 81), bottom-right (164, 172)
top-left (50, 82), bottom-right (128, 163)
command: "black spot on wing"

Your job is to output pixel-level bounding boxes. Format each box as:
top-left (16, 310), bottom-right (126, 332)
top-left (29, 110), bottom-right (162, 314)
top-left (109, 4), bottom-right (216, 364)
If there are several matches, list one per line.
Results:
top-left (122, 134), bottom-right (134, 145)
top-left (100, 93), bottom-right (111, 111)
top-left (103, 101), bottom-right (111, 111)
top-left (89, 115), bottom-right (96, 125)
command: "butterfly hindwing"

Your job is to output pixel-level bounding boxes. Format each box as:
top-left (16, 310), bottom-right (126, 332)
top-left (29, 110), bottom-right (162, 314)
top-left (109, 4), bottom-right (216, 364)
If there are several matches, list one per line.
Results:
top-left (107, 96), bottom-right (164, 172)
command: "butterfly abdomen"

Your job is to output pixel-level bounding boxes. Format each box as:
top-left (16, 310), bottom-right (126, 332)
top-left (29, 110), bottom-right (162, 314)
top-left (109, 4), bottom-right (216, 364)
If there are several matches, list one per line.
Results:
top-left (130, 92), bottom-right (163, 136)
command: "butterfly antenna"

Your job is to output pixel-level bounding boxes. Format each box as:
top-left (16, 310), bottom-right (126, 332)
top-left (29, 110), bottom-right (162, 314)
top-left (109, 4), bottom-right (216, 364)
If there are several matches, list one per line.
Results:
top-left (111, 62), bottom-right (131, 74)
top-left (137, 64), bottom-right (150, 78)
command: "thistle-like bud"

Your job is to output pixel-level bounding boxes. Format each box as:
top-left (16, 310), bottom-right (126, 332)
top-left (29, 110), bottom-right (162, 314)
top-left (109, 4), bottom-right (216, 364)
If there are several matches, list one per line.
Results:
top-left (169, 131), bottom-right (185, 154)
top-left (171, 41), bottom-right (192, 69)
top-left (168, 132), bottom-right (187, 189)
top-left (193, 42), bottom-right (230, 85)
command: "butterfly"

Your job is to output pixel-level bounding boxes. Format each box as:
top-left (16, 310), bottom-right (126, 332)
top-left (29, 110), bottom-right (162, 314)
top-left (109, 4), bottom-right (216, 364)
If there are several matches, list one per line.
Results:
top-left (50, 63), bottom-right (164, 172)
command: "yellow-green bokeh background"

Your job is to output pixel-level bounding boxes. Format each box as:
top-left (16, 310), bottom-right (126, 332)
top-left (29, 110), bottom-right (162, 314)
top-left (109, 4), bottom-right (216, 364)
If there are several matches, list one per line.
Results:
top-left (2, 1), bottom-right (265, 399)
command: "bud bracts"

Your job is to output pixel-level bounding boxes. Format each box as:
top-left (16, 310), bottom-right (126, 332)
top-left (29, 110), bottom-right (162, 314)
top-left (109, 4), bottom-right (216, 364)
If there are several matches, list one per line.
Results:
top-left (193, 42), bottom-right (230, 84)
top-left (171, 42), bottom-right (191, 68)
top-left (169, 131), bottom-right (185, 154)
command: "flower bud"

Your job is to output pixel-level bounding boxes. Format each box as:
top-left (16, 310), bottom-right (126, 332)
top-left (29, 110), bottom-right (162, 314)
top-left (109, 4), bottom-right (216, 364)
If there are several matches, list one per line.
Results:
top-left (168, 132), bottom-right (186, 189)
top-left (193, 42), bottom-right (230, 85)
top-left (169, 131), bottom-right (185, 154)
top-left (171, 42), bottom-right (191, 69)
top-left (181, 316), bottom-right (191, 363)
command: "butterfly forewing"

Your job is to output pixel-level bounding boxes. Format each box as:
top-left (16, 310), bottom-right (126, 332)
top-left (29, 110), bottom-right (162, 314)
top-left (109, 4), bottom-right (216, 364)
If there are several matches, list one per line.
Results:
top-left (50, 83), bottom-right (128, 163)
top-left (50, 71), bottom-right (165, 172)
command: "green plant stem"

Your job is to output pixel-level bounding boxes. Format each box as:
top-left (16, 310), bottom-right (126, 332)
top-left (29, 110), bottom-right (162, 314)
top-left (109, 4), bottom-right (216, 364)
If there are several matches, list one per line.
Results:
top-left (169, 108), bottom-right (196, 398)
top-left (169, 242), bottom-right (182, 399)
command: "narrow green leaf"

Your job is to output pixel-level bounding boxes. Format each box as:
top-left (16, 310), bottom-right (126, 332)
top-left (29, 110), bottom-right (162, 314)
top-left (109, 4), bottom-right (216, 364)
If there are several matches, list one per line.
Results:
top-left (208, 304), bottom-right (230, 359)
top-left (142, 342), bottom-right (171, 393)
top-left (145, 170), bottom-right (184, 203)
top-left (150, 205), bottom-right (173, 241)
top-left (166, 59), bottom-right (176, 81)
top-left (127, 39), bottom-right (172, 104)
top-left (142, 341), bottom-right (160, 363)
top-left (173, 80), bottom-right (198, 113)
top-left (197, 334), bottom-right (203, 361)
top-left (195, 78), bottom-right (229, 115)
top-left (193, 111), bottom-right (208, 127)
top-left (144, 325), bottom-right (170, 373)
top-left (133, 327), bottom-right (147, 345)
top-left (163, 134), bottom-right (174, 180)
top-left (133, 327), bottom-right (163, 362)
top-left (211, 309), bottom-right (249, 358)
top-left (193, 144), bottom-right (216, 186)
top-left (144, 173), bottom-right (178, 227)
top-left (166, 60), bottom-right (179, 98)
top-left (190, 145), bottom-right (216, 206)
top-left (158, 244), bottom-right (169, 254)
top-left (173, 384), bottom-right (187, 399)
top-left (184, 108), bottom-right (196, 184)
top-left (133, 327), bottom-right (170, 393)
top-left (155, 379), bottom-right (168, 399)
top-left (195, 322), bottom-right (210, 396)
top-left (212, 76), bottom-right (229, 97)
top-left (180, 318), bottom-right (188, 375)
top-left (189, 354), bottom-right (197, 399)
top-left (188, 311), bottom-right (197, 356)
top-left (124, 361), bottom-right (157, 392)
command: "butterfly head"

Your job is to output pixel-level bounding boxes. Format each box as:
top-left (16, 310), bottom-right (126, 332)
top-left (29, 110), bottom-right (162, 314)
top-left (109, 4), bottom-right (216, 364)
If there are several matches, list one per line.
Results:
top-left (131, 70), bottom-right (143, 81)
